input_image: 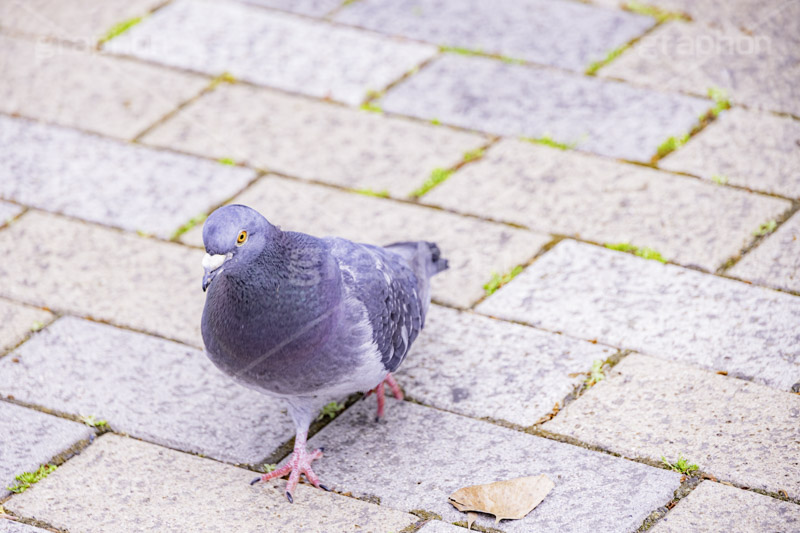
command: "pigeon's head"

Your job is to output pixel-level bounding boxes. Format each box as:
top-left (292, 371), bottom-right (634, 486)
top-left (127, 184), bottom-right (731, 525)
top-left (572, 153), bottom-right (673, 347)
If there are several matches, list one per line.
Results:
top-left (201, 205), bottom-right (276, 292)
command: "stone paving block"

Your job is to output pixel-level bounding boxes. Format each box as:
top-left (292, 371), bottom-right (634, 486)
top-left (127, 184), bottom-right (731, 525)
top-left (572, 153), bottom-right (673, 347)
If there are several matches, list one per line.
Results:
top-left (477, 240), bottom-right (800, 390)
top-left (544, 354), bottom-right (800, 500)
top-left (0, 401), bottom-right (93, 498)
top-left (728, 211), bottom-right (800, 294)
top-left (0, 116), bottom-right (256, 239)
top-left (0, 0), bottom-right (163, 44)
top-left (600, 21), bottom-right (800, 116)
top-left (649, 481), bottom-right (800, 533)
top-left (0, 34), bottom-right (207, 140)
top-left (239, 0), bottom-right (342, 17)
top-left (660, 108), bottom-right (800, 199)
top-left (381, 54), bottom-right (710, 162)
top-left (105, 0), bottom-right (437, 105)
top-left (5, 434), bottom-right (417, 533)
top-left (0, 521), bottom-right (50, 533)
top-left (417, 521), bottom-right (467, 533)
top-left (0, 211), bottom-right (206, 347)
top-left (334, 0), bottom-right (654, 72)
top-left (181, 177), bottom-right (549, 308)
top-left (142, 83), bottom-right (486, 198)
top-left (0, 299), bottom-right (52, 356)
top-left (0, 317), bottom-right (295, 465)
top-left (398, 306), bottom-right (614, 427)
top-left (0, 201), bottom-right (23, 226)
top-left (424, 139), bottom-right (790, 271)
top-left (306, 399), bottom-right (681, 532)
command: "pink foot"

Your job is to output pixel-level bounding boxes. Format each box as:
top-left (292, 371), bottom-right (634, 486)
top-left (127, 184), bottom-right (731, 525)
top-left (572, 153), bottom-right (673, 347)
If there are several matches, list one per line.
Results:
top-left (250, 431), bottom-right (328, 503)
top-left (368, 373), bottom-right (404, 420)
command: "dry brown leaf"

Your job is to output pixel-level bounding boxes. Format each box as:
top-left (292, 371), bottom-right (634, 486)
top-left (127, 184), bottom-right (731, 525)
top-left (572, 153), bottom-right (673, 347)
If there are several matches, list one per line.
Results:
top-left (449, 474), bottom-right (555, 525)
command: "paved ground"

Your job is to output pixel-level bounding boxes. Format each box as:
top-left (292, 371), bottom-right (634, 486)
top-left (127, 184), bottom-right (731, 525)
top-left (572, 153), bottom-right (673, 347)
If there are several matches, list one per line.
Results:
top-left (0, 0), bottom-right (798, 532)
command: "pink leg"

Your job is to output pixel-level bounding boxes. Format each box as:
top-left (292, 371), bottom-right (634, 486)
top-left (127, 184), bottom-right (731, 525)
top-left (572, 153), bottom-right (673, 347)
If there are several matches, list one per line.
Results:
top-left (250, 431), bottom-right (327, 503)
top-left (370, 373), bottom-right (404, 421)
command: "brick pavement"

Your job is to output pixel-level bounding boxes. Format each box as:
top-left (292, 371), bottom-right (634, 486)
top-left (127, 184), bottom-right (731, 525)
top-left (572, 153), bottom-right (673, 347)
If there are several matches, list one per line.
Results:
top-left (0, 0), bottom-right (797, 531)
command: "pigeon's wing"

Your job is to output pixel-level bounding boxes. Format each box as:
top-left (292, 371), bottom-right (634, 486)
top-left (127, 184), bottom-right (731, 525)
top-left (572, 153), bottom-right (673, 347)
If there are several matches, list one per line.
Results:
top-left (327, 238), bottom-right (424, 373)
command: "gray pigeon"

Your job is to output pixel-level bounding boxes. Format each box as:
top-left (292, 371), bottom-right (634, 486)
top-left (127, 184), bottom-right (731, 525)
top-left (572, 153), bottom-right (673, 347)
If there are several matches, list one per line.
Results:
top-left (200, 204), bottom-right (448, 502)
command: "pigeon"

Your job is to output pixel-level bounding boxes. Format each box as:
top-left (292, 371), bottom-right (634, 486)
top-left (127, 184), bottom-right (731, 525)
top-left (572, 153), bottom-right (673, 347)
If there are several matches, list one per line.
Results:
top-left (200, 204), bottom-right (448, 502)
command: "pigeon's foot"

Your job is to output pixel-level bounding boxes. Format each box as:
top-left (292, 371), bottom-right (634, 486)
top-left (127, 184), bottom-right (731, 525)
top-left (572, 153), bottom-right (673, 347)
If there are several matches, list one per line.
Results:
top-left (250, 431), bottom-right (327, 503)
top-left (369, 372), bottom-right (404, 420)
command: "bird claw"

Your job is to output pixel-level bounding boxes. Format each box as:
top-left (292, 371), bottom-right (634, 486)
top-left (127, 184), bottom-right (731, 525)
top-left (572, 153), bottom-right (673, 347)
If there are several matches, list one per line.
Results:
top-left (286, 491), bottom-right (294, 504)
top-left (371, 373), bottom-right (404, 420)
top-left (250, 476), bottom-right (262, 486)
top-left (251, 442), bottom-right (325, 503)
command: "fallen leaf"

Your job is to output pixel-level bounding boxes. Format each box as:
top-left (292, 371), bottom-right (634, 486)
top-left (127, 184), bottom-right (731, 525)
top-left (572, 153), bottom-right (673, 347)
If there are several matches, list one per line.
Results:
top-left (449, 474), bottom-right (555, 525)
top-left (467, 511), bottom-right (478, 530)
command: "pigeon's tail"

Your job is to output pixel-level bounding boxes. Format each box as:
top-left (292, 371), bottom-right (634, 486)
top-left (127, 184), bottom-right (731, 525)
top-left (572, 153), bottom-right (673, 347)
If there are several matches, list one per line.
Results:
top-left (386, 241), bottom-right (449, 279)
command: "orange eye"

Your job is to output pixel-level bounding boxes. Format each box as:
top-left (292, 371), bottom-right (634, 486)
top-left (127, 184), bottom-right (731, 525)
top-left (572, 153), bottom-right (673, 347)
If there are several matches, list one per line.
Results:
top-left (236, 230), bottom-right (247, 246)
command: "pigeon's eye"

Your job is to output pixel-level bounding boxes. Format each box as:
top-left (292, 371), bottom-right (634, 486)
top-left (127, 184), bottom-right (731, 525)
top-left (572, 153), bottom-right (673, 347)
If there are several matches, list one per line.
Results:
top-left (236, 230), bottom-right (248, 246)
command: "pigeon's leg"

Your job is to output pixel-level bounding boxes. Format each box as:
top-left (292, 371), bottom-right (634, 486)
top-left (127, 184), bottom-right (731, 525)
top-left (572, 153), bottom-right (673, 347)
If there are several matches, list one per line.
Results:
top-left (250, 430), bottom-right (327, 503)
top-left (370, 372), bottom-right (404, 420)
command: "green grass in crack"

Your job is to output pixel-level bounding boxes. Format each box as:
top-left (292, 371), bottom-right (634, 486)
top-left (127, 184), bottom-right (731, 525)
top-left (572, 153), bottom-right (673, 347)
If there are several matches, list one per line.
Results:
top-left (483, 265), bottom-right (524, 296)
top-left (605, 242), bottom-right (667, 263)
top-left (586, 44), bottom-right (629, 75)
top-left (462, 147), bottom-right (485, 162)
top-left (585, 360), bottom-right (606, 387)
top-left (7, 465), bottom-right (57, 494)
top-left (79, 414), bottom-right (108, 428)
top-left (624, 1), bottom-right (688, 22)
top-left (100, 16), bottom-right (142, 44)
top-left (655, 133), bottom-right (690, 159)
top-left (352, 188), bottom-right (390, 198)
top-left (707, 86), bottom-right (731, 117)
top-left (171, 213), bottom-right (208, 241)
top-left (753, 220), bottom-right (777, 237)
top-left (411, 167), bottom-right (453, 197)
top-left (711, 174), bottom-right (729, 185)
top-left (522, 135), bottom-right (576, 151)
top-left (317, 401), bottom-right (345, 421)
top-left (360, 102), bottom-right (383, 113)
top-left (661, 454), bottom-right (698, 475)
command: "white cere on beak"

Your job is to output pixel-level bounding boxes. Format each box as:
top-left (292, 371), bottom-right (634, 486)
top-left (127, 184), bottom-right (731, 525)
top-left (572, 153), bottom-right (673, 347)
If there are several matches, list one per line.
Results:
top-left (202, 253), bottom-right (227, 272)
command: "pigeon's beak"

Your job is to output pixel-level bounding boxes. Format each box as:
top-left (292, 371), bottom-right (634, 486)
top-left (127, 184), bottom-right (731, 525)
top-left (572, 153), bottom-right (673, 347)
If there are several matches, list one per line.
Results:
top-left (202, 253), bottom-right (227, 292)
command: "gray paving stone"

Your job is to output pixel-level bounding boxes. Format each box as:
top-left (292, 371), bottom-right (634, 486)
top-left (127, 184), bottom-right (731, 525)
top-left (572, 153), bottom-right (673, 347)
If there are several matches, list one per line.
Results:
top-left (0, 201), bottom-right (23, 226)
top-left (0, 317), bottom-right (295, 465)
top-left (5, 434), bottom-right (417, 533)
top-left (0, 521), bottom-right (50, 533)
top-left (600, 21), bottom-right (800, 116)
top-left (650, 481), bottom-right (800, 533)
top-left (424, 139), bottom-right (790, 271)
top-left (729, 212), bottom-right (800, 294)
top-left (417, 522), bottom-right (467, 533)
top-left (105, 0), bottom-right (437, 105)
top-left (239, 0), bottom-right (342, 17)
top-left (381, 54), bottom-right (710, 162)
top-left (142, 83), bottom-right (486, 198)
top-left (0, 0), bottom-right (163, 44)
top-left (334, 0), bottom-right (654, 72)
top-left (660, 108), bottom-right (800, 199)
top-left (477, 240), bottom-right (800, 391)
top-left (181, 177), bottom-right (549, 308)
top-left (0, 299), bottom-right (52, 355)
top-left (0, 401), bottom-right (93, 498)
top-left (544, 354), bottom-right (800, 500)
top-left (0, 116), bottom-right (256, 238)
top-left (0, 211), bottom-right (206, 347)
top-left (0, 34), bottom-right (207, 140)
top-left (399, 306), bottom-right (614, 427)
top-left (307, 399), bottom-right (681, 532)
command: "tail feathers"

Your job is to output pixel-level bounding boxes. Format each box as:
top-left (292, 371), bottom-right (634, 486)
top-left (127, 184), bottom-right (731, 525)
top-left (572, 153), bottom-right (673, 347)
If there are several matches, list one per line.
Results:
top-left (386, 240), bottom-right (449, 278)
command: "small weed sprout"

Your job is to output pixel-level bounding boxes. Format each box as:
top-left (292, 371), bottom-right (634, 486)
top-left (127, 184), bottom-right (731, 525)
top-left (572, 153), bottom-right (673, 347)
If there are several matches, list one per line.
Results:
top-left (753, 220), bottom-right (777, 237)
top-left (411, 167), bottom-right (454, 197)
top-left (209, 72), bottom-right (237, 89)
top-left (462, 148), bottom-right (485, 162)
top-left (430, 118), bottom-right (441, 126)
top-left (261, 463), bottom-right (278, 473)
top-left (483, 265), bottom-right (524, 296)
top-left (100, 17), bottom-right (142, 44)
top-left (352, 188), bottom-right (390, 198)
top-left (624, 1), bottom-right (688, 22)
top-left (360, 102), bottom-right (383, 113)
top-left (605, 243), bottom-right (667, 263)
top-left (586, 45), bottom-right (629, 75)
top-left (171, 213), bottom-right (208, 241)
top-left (711, 174), bottom-right (729, 185)
top-left (522, 136), bottom-right (576, 150)
top-left (661, 454), bottom-right (698, 475)
top-left (317, 401), bottom-right (345, 421)
top-left (7, 464), bottom-right (57, 493)
top-left (707, 87), bottom-right (731, 117)
top-left (656, 133), bottom-right (690, 158)
top-left (217, 157), bottom-right (236, 166)
top-left (79, 414), bottom-right (108, 428)
top-left (30, 320), bottom-right (45, 332)
top-left (585, 360), bottom-right (606, 387)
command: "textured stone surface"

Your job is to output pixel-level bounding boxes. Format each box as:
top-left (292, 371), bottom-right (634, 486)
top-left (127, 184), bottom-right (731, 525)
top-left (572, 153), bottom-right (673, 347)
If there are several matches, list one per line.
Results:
top-left (0, 211), bottom-right (205, 347)
top-left (660, 108), bottom-right (800, 199)
top-left (181, 177), bottom-right (548, 308)
top-left (381, 54), bottom-right (710, 162)
top-left (544, 354), bottom-right (800, 500)
top-left (0, 0), bottom-right (163, 43)
top-left (601, 21), bottom-right (800, 116)
top-left (335, 0), bottom-right (654, 71)
top-left (0, 201), bottom-right (23, 226)
top-left (650, 481), bottom-right (800, 533)
top-left (239, 0), bottom-right (342, 17)
top-left (399, 306), bottom-right (614, 426)
top-left (0, 402), bottom-right (93, 498)
top-left (0, 521), bottom-right (50, 533)
top-left (106, 0), bottom-right (437, 105)
top-left (729, 212), bottom-right (800, 294)
top-left (6, 434), bottom-right (417, 533)
top-left (417, 522), bottom-right (467, 533)
top-left (477, 240), bottom-right (800, 390)
top-left (142, 84), bottom-right (486, 197)
top-left (0, 116), bottom-right (256, 238)
top-left (424, 140), bottom-right (789, 271)
top-left (0, 317), bottom-right (295, 464)
top-left (0, 299), bottom-right (52, 355)
top-left (307, 400), bottom-right (681, 532)
top-left (0, 34), bottom-right (207, 140)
